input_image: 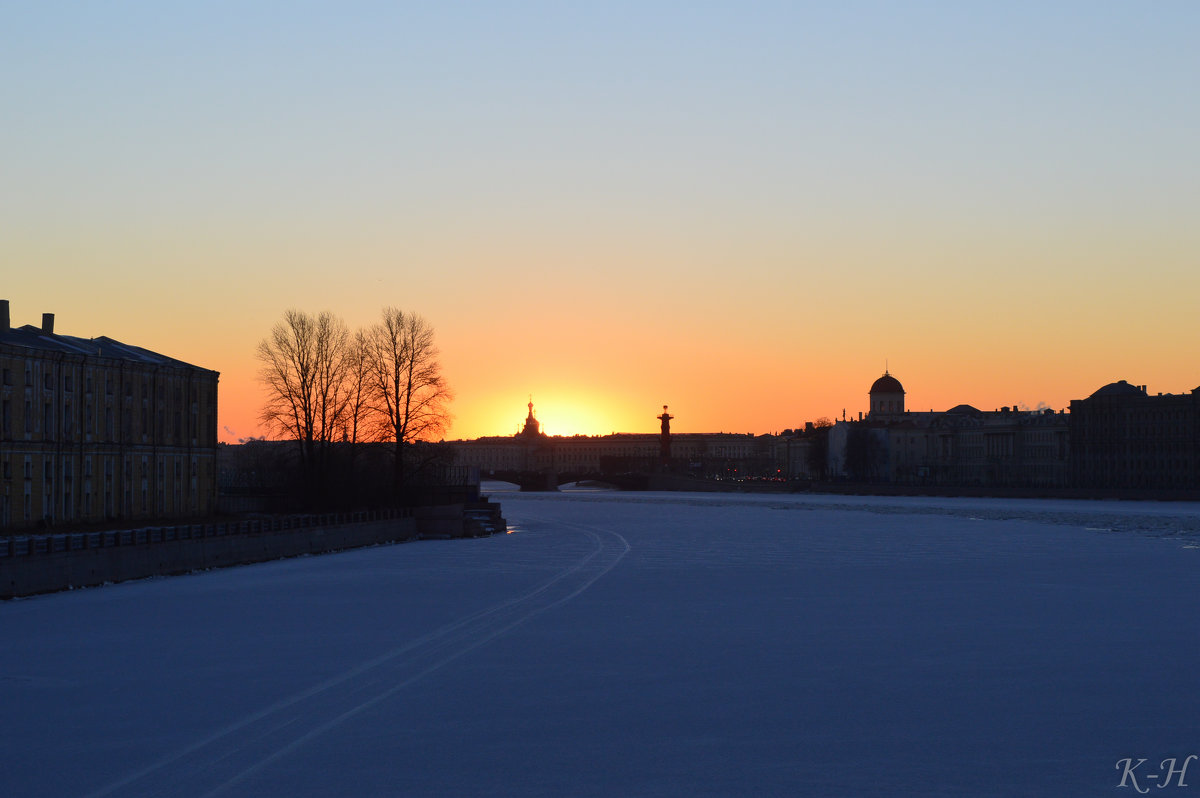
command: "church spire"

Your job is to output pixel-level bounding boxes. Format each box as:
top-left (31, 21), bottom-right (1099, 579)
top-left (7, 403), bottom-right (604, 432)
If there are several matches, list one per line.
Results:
top-left (520, 397), bottom-right (541, 437)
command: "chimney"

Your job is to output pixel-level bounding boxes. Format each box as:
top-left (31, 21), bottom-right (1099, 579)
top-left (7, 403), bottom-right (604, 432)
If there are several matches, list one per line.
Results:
top-left (0, 299), bottom-right (8, 331)
top-left (41, 313), bottom-right (54, 335)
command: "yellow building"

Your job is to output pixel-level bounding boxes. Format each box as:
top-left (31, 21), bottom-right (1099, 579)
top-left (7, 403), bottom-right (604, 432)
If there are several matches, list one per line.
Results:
top-left (0, 300), bottom-right (219, 530)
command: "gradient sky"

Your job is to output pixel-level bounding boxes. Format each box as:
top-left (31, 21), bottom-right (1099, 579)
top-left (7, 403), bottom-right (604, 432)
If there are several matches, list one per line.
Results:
top-left (4, 2), bottom-right (1197, 442)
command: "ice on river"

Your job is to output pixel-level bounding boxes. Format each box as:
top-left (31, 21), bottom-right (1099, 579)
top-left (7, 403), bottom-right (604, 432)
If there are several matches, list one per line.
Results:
top-left (2, 491), bottom-right (1198, 797)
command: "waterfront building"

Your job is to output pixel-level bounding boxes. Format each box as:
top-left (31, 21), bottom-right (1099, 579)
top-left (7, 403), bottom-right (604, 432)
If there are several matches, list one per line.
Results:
top-left (829, 372), bottom-right (1070, 487)
top-left (450, 401), bottom-right (777, 481)
top-left (868, 370), bottom-right (906, 419)
top-left (452, 373), bottom-right (1200, 493)
top-left (1069, 380), bottom-right (1200, 490)
top-left (0, 300), bottom-right (219, 530)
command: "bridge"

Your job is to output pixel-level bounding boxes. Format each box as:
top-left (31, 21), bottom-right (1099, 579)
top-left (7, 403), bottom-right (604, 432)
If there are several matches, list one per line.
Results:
top-left (480, 469), bottom-right (647, 492)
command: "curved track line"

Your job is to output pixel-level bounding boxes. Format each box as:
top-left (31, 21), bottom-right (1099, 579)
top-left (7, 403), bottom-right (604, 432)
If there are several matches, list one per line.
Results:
top-left (84, 521), bottom-right (629, 798)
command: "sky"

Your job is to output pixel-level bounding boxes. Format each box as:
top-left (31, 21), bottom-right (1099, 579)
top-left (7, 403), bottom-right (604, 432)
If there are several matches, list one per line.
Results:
top-left (3, 2), bottom-right (1197, 442)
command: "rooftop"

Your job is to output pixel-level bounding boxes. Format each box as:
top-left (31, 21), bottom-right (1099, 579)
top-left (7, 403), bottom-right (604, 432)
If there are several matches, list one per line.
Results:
top-left (0, 300), bottom-right (215, 373)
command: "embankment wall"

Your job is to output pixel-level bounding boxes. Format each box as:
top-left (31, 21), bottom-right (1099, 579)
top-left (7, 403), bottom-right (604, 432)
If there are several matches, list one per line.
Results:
top-left (1, 509), bottom-right (432, 599)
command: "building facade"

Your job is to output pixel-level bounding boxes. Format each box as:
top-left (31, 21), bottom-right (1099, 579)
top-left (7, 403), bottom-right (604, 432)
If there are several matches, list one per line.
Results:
top-left (829, 372), bottom-right (1071, 487)
top-left (453, 375), bottom-right (1200, 494)
top-left (0, 301), bottom-right (219, 530)
top-left (1069, 380), bottom-right (1200, 490)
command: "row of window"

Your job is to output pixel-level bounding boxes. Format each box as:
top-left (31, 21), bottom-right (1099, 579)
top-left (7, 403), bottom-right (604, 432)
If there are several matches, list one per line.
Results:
top-left (0, 397), bottom-right (210, 443)
top-left (1, 362), bottom-right (213, 405)
top-left (0, 453), bottom-right (215, 526)
top-left (1, 453), bottom-right (213, 479)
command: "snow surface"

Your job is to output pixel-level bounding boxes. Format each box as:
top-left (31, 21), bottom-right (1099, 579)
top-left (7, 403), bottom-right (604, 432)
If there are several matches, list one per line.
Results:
top-left (3, 491), bottom-right (1199, 797)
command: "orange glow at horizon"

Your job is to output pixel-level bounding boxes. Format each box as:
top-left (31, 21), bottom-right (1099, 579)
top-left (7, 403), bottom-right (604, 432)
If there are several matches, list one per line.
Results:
top-left (213, 314), bottom-right (1200, 446)
top-left (7, 5), bottom-right (1194, 448)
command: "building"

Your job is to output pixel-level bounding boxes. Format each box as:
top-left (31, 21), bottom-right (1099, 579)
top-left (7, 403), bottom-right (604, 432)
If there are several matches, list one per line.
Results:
top-left (0, 300), bottom-right (219, 530)
top-left (869, 370), bottom-right (906, 419)
top-left (829, 371), bottom-right (1070, 488)
top-left (451, 401), bottom-right (780, 481)
top-left (1069, 380), bottom-right (1200, 490)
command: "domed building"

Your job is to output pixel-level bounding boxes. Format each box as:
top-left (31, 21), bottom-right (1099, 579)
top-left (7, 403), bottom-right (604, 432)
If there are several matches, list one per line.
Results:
top-left (1087, 379), bottom-right (1147, 399)
top-left (519, 399), bottom-right (542, 439)
top-left (868, 370), bottom-right (905, 418)
top-left (826, 368), bottom-right (1073, 488)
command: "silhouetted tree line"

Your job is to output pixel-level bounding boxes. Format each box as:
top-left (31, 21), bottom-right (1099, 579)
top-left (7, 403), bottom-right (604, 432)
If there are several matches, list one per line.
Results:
top-left (256, 308), bottom-right (454, 510)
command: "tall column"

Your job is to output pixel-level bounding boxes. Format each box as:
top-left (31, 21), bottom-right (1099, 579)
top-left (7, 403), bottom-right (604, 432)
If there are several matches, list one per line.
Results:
top-left (657, 405), bottom-right (673, 470)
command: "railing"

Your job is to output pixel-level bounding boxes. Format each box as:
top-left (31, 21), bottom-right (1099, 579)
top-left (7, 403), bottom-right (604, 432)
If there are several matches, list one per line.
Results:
top-left (0, 507), bottom-right (413, 560)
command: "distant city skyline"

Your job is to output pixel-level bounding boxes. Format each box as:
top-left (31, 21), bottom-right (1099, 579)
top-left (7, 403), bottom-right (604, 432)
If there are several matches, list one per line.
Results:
top-left (4, 3), bottom-right (1197, 443)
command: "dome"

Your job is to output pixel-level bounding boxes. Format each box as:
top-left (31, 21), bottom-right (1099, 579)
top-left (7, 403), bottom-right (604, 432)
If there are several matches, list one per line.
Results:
top-left (869, 372), bottom-right (904, 395)
top-left (1089, 380), bottom-right (1145, 399)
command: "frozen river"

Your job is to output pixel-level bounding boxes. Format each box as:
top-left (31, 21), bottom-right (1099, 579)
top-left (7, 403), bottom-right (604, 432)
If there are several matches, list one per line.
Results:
top-left (3, 490), bottom-right (1199, 797)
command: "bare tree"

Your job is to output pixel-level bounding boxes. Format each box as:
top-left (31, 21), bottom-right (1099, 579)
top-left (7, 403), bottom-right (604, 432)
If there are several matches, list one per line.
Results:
top-left (256, 309), bottom-right (351, 502)
top-left (341, 330), bottom-right (372, 447)
top-left (364, 308), bottom-right (453, 492)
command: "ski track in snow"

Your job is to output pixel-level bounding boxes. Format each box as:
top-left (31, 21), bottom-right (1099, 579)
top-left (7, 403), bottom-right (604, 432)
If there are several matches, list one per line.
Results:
top-left (83, 519), bottom-right (629, 798)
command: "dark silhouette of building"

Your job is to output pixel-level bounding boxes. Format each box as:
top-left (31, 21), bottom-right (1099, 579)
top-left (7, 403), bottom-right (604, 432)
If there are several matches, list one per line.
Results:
top-left (831, 371), bottom-right (1070, 487)
top-left (519, 398), bottom-right (542, 439)
top-left (868, 370), bottom-right (905, 419)
top-left (454, 374), bottom-right (1200, 494)
top-left (452, 401), bottom-right (777, 482)
top-left (1069, 380), bottom-right (1200, 490)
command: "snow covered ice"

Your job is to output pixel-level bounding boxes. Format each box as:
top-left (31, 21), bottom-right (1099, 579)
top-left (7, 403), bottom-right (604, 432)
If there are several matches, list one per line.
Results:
top-left (3, 490), bottom-right (1199, 797)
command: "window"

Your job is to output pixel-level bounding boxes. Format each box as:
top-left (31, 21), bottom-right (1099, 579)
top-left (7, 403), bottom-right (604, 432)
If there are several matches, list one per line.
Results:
top-left (2, 368), bottom-right (10, 385)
